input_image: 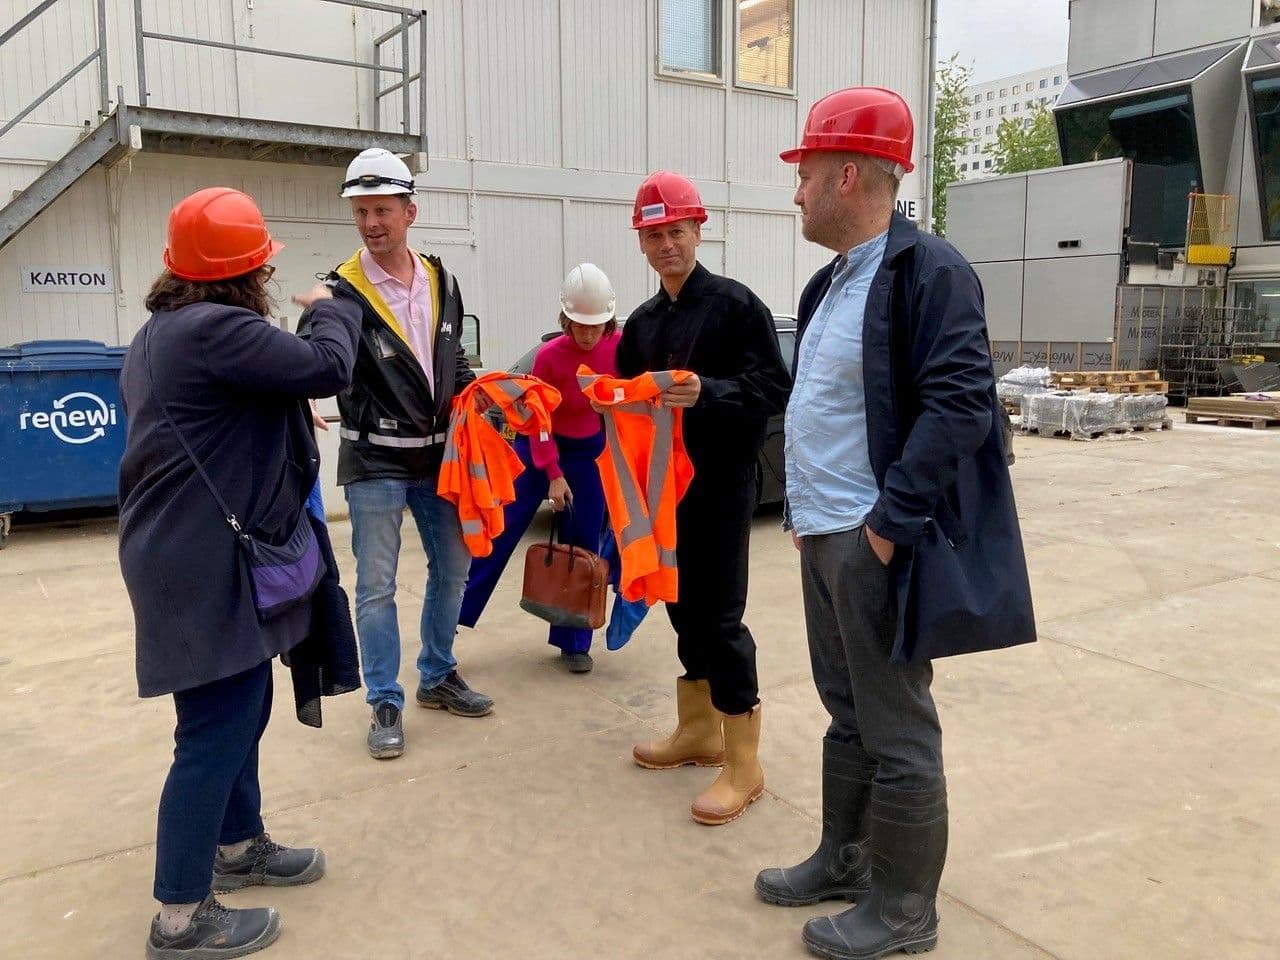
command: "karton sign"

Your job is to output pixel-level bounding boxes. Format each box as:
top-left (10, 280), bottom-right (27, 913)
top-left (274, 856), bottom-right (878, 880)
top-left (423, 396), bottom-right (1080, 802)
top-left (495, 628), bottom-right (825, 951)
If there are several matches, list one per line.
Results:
top-left (18, 391), bottom-right (119, 444)
top-left (895, 198), bottom-right (923, 222)
top-left (22, 265), bottom-right (115, 293)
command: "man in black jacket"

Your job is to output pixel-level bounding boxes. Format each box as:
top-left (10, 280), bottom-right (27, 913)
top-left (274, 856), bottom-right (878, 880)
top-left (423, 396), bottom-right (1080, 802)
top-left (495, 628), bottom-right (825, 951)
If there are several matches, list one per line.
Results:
top-left (327, 148), bottom-right (493, 760)
top-left (756, 88), bottom-right (1034, 960)
top-left (618, 170), bottom-right (791, 826)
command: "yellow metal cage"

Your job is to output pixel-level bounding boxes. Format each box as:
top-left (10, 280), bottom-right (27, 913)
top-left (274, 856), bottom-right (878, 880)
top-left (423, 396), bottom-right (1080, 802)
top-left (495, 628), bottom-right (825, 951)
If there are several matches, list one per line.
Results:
top-left (1185, 192), bottom-right (1236, 266)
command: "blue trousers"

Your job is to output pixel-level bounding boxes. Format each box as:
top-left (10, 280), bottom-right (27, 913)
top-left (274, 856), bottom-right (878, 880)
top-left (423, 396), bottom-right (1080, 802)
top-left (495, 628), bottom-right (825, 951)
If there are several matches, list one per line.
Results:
top-left (345, 475), bottom-right (470, 709)
top-left (154, 660), bottom-right (272, 904)
top-left (460, 433), bottom-right (606, 654)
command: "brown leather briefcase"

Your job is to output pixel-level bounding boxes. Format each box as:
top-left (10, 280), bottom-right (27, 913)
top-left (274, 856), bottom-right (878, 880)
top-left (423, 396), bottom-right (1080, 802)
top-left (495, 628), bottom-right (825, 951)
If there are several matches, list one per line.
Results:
top-left (520, 506), bottom-right (608, 630)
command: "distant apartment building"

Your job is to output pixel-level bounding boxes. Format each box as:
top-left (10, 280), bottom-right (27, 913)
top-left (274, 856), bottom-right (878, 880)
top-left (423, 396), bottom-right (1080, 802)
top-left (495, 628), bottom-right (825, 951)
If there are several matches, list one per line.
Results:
top-left (958, 63), bottom-right (1068, 179)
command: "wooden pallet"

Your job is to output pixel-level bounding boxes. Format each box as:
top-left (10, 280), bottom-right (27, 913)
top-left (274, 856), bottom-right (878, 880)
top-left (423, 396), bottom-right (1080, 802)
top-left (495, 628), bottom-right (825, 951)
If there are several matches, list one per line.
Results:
top-left (1131, 418), bottom-right (1174, 432)
top-left (1022, 424), bottom-right (1133, 441)
top-left (1070, 380), bottom-right (1170, 395)
top-left (1051, 370), bottom-right (1161, 387)
top-left (1184, 412), bottom-right (1280, 430)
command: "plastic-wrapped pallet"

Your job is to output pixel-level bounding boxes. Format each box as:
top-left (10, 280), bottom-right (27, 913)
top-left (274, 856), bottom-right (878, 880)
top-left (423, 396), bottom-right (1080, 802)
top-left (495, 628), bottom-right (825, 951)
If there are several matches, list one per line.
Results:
top-left (1024, 391), bottom-right (1129, 439)
top-left (997, 366), bottom-right (1053, 410)
top-left (1121, 393), bottom-right (1168, 427)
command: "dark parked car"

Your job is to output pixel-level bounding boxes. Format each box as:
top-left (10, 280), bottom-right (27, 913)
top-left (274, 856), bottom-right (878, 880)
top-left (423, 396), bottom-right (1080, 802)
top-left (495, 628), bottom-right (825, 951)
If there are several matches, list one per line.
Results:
top-left (486, 315), bottom-right (796, 507)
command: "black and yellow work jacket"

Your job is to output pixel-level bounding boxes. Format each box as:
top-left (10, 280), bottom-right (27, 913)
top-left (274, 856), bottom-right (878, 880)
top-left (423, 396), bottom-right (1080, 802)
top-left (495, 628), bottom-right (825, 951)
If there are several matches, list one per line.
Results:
top-left (322, 249), bottom-right (475, 484)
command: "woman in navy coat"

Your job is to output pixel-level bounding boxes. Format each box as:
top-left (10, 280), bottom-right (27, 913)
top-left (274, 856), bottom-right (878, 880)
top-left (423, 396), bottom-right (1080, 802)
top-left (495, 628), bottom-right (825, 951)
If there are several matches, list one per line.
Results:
top-left (117, 187), bottom-right (360, 959)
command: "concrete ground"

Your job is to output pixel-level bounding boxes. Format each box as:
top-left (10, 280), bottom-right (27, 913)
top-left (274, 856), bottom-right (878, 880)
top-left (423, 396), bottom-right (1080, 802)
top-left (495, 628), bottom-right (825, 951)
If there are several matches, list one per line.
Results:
top-left (2, 419), bottom-right (1279, 960)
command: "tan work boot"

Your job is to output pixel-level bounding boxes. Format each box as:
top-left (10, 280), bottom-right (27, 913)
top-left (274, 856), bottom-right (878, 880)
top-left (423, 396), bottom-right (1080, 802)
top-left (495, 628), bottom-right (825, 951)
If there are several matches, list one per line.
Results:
top-left (691, 704), bottom-right (764, 825)
top-left (633, 678), bottom-right (726, 770)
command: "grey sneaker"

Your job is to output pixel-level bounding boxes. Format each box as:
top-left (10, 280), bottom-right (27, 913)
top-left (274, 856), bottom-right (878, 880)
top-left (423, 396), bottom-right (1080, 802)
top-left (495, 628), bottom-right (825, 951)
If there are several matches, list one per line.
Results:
top-left (213, 833), bottom-right (325, 892)
top-left (146, 894), bottom-right (280, 959)
top-left (416, 670), bottom-right (494, 717)
top-left (561, 651), bottom-right (594, 674)
top-left (367, 702), bottom-right (404, 759)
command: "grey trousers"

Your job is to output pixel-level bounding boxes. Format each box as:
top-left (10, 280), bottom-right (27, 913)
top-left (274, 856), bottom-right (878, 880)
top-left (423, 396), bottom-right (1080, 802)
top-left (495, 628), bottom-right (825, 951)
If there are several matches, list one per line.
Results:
top-left (800, 525), bottom-right (944, 792)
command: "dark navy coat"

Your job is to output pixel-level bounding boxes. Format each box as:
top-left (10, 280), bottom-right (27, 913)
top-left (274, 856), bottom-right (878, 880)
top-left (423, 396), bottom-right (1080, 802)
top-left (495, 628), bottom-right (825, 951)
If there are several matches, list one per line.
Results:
top-left (118, 298), bottom-right (360, 697)
top-left (795, 212), bottom-right (1035, 663)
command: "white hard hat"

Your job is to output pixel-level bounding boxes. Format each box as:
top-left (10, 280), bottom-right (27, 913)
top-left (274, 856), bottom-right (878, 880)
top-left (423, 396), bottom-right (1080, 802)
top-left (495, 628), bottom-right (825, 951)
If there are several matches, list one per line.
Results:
top-left (560, 263), bottom-right (616, 326)
top-left (341, 148), bottom-right (416, 198)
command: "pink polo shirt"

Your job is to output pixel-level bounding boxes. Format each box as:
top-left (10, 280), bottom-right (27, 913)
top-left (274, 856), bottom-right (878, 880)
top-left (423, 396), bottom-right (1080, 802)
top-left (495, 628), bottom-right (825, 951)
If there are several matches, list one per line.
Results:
top-left (360, 248), bottom-right (436, 388)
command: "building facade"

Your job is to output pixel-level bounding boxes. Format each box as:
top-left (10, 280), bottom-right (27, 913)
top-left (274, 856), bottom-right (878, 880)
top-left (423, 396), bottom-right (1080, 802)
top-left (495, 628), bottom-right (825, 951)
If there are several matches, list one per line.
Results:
top-left (0, 0), bottom-right (934, 513)
top-left (958, 63), bottom-right (1067, 180)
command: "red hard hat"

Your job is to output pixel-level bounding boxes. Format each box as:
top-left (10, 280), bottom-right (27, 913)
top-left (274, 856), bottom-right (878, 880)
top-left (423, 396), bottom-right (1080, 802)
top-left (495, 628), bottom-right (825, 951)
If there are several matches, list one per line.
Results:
top-left (631, 170), bottom-right (708, 229)
top-left (780, 87), bottom-right (915, 172)
top-left (163, 187), bottom-right (283, 282)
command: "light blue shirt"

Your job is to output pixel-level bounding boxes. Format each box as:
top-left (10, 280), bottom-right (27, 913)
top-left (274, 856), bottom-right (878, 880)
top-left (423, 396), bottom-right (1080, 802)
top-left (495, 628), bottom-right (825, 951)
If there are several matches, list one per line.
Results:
top-left (785, 230), bottom-right (889, 537)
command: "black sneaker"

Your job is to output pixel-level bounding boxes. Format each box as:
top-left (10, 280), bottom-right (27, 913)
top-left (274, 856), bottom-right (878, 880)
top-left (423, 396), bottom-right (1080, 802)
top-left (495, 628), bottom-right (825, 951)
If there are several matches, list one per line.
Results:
top-left (416, 669), bottom-right (494, 717)
top-left (367, 701), bottom-right (404, 759)
top-left (212, 833), bottom-right (325, 892)
top-left (561, 651), bottom-right (594, 674)
top-left (146, 894), bottom-right (280, 959)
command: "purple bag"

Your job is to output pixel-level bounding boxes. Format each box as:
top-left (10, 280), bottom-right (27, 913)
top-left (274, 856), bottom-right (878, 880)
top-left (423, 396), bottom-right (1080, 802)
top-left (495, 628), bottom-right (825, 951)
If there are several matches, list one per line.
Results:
top-left (142, 326), bottom-right (325, 621)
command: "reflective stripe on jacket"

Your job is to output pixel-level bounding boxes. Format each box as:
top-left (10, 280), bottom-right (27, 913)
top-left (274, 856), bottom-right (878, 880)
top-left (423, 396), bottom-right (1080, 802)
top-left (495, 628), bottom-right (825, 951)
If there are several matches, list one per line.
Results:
top-left (439, 372), bottom-right (561, 557)
top-left (577, 366), bottom-right (694, 606)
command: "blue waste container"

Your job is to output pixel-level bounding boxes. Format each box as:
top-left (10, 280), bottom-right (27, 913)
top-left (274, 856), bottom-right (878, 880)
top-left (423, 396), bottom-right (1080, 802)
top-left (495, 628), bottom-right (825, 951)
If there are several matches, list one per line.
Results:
top-left (0, 340), bottom-right (129, 546)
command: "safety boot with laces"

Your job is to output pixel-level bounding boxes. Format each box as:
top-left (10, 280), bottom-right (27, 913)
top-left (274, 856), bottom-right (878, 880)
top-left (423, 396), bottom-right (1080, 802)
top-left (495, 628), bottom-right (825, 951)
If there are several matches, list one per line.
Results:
top-left (212, 833), bottom-right (325, 891)
top-left (145, 894), bottom-right (280, 959)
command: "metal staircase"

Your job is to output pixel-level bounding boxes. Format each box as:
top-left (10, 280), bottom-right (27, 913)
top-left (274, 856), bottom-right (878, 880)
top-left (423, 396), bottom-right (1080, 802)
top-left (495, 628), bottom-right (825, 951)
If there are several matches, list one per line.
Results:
top-left (0, 0), bottom-right (430, 252)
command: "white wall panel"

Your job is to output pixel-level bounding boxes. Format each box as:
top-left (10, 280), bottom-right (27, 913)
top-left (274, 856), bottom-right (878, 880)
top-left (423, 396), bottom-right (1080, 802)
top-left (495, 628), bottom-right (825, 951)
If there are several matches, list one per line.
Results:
top-left (562, 0), bottom-right (647, 174)
top-left (476, 195), bottom-right (563, 366)
top-left (136, 0), bottom-right (240, 116)
top-left (648, 80), bottom-right (725, 181)
top-left (233, 1), bottom-right (355, 128)
top-left (0, 0), bottom-right (102, 131)
top-left (564, 200), bottom-right (656, 319)
top-left (0, 170), bottom-right (117, 344)
top-left (419, 0), bottom-right (467, 160)
top-left (863, 0), bottom-right (925, 169)
top-left (726, 211), bottom-right (795, 314)
top-left (795, 0), bottom-right (865, 123)
top-left (728, 92), bottom-right (797, 186)
top-left (468, 0), bottom-right (561, 167)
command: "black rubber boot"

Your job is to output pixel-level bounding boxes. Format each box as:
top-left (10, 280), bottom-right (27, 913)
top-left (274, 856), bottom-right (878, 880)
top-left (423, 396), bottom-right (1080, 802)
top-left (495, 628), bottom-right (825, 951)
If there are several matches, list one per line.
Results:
top-left (755, 738), bottom-right (876, 906)
top-left (145, 895), bottom-right (280, 959)
top-left (801, 784), bottom-right (948, 960)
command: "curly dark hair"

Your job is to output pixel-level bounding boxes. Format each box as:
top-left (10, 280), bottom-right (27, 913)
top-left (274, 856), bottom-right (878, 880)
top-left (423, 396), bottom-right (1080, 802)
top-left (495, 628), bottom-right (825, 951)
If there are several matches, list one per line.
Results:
top-left (144, 265), bottom-right (277, 317)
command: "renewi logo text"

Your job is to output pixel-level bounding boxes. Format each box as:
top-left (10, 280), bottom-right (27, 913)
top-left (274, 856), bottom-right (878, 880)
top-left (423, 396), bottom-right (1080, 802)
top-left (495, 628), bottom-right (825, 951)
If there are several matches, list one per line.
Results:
top-left (18, 391), bottom-right (118, 444)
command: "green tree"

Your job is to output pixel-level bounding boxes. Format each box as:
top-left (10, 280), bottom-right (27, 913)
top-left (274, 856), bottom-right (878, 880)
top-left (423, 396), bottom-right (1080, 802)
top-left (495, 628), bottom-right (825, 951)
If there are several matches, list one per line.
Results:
top-left (931, 54), bottom-right (973, 237)
top-left (993, 106), bottom-right (1061, 175)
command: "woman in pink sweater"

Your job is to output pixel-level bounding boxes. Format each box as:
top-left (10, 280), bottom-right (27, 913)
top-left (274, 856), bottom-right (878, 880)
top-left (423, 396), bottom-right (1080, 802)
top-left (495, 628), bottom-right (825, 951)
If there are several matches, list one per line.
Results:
top-left (458, 264), bottom-right (620, 672)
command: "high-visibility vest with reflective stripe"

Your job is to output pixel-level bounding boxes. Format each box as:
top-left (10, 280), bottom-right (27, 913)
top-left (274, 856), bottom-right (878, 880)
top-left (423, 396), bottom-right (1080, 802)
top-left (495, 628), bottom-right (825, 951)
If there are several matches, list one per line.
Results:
top-left (439, 372), bottom-right (561, 557)
top-left (577, 365), bottom-right (694, 605)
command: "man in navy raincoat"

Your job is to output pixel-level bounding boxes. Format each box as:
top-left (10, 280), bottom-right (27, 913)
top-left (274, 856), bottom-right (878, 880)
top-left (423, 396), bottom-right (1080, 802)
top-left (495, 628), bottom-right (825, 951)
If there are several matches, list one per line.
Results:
top-left (755, 87), bottom-right (1036, 960)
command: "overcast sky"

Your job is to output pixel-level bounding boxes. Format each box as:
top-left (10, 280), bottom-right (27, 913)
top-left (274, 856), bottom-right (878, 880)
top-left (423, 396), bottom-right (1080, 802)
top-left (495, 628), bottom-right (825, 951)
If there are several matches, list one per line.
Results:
top-left (936, 0), bottom-right (1071, 84)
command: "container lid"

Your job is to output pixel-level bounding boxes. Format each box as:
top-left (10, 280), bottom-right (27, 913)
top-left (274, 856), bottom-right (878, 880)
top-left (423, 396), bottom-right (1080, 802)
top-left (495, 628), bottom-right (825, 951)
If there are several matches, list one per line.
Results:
top-left (0, 339), bottom-right (128, 372)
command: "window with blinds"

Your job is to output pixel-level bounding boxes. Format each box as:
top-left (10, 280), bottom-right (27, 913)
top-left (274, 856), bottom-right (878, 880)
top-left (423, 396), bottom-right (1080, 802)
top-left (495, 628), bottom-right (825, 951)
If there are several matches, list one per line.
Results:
top-left (736, 0), bottom-right (794, 92)
top-left (659, 0), bottom-right (721, 79)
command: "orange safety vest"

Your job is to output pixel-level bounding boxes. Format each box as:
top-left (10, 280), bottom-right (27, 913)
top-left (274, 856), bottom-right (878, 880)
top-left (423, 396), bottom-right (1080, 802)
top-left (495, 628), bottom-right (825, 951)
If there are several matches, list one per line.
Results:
top-left (439, 372), bottom-right (561, 557)
top-left (577, 365), bottom-right (694, 605)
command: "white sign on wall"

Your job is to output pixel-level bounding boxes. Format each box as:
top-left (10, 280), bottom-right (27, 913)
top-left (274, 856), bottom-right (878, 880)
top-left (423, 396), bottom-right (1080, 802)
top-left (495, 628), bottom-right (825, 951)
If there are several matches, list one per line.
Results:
top-left (896, 198), bottom-right (923, 222)
top-left (21, 266), bottom-right (115, 294)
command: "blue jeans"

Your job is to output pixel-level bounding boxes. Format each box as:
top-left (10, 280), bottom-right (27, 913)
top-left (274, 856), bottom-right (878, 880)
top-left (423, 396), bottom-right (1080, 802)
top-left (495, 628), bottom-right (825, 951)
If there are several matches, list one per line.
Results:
top-left (459, 433), bottom-right (606, 654)
top-left (155, 660), bottom-right (271, 904)
top-left (345, 476), bottom-right (470, 709)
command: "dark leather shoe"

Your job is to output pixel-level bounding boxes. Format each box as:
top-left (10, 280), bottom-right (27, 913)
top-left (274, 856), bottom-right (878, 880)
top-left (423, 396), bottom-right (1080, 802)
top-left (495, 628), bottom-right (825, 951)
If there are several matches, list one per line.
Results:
top-left (561, 651), bottom-right (594, 673)
top-left (146, 895), bottom-right (280, 959)
top-left (213, 833), bottom-right (325, 892)
top-left (367, 701), bottom-right (404, 759)
top-left (416, 670), bottom-right (494, 717)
